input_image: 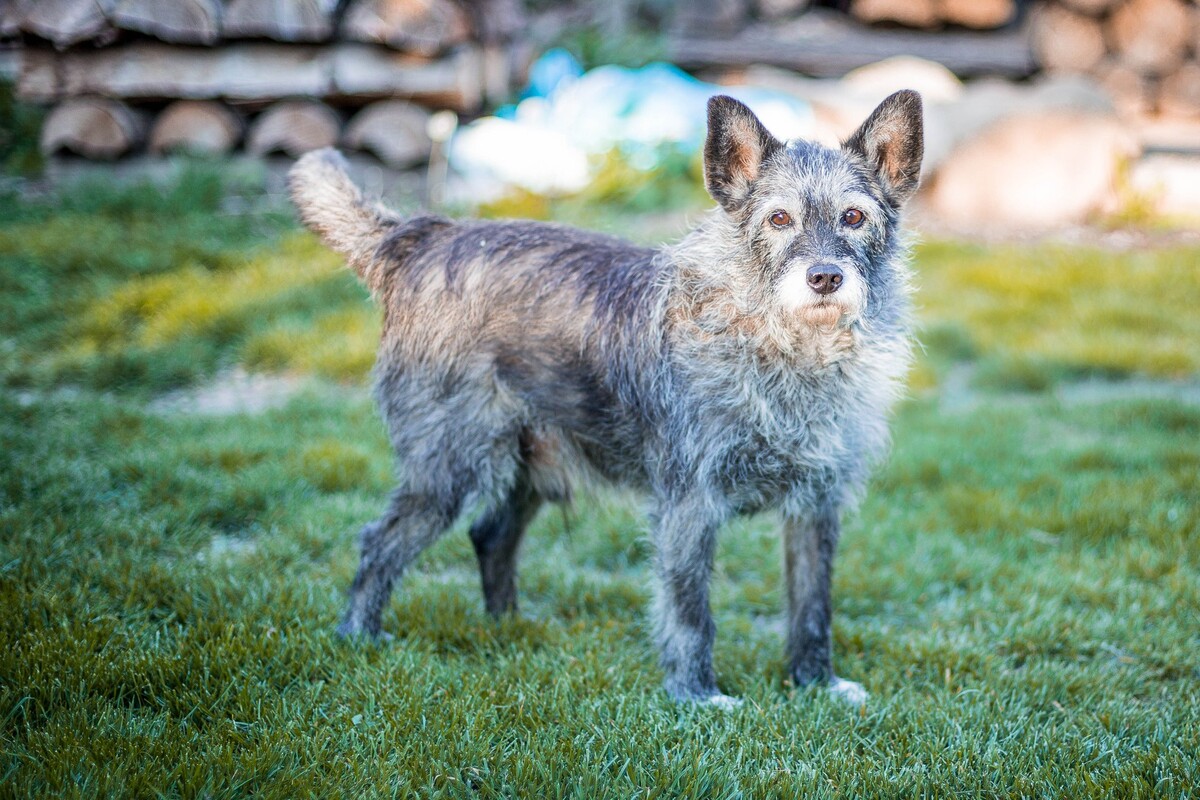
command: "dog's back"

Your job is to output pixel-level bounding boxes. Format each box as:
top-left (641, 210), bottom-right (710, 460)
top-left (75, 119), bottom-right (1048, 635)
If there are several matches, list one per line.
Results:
top-left (290, 151), bottom-right (670, 501)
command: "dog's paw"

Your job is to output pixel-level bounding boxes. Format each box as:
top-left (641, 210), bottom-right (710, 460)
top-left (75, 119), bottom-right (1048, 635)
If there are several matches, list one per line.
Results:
top-left (704, 693), bottom-right (743, 711)
top-left (335, 620), bottom-right (394, 642)
top-left (827, 677), bottom-right (868, 706)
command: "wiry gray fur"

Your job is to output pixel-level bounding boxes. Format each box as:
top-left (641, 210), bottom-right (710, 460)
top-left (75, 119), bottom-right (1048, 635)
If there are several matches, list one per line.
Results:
top-left (288, 90), bottom-right (924, 706)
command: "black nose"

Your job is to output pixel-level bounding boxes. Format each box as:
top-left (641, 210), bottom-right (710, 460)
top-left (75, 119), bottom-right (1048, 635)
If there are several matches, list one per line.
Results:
top-left (806, 265), bottom-right (844, 295)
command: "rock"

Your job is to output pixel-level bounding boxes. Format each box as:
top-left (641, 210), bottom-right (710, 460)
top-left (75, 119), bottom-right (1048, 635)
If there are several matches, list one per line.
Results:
top-left (1031, 4), bottom-right (1106, 73)
top-left (938, 0), bottom-right (1014, 30)
top-left (919, 74), bottom-right (1112, 173)
top-left (923, 110), bottom-right (1138, 229)
top-left (1106, 0), bottom-right (1191, 77)
top-left (1096, 59), bottom-right (1155, 117)
top-left (842, 55), bottom-right (964, 104)
top-left (850, 0), bottom-right (939, 29)
top-left (1129, 154), bottom-right (1200, 221)
top-left (1158, 63), bottom-right (1200, 119)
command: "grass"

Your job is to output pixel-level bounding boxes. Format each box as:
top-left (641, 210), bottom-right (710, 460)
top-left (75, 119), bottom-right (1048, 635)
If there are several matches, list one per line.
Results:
top-left (1, 165), bottom-right (1198, 797)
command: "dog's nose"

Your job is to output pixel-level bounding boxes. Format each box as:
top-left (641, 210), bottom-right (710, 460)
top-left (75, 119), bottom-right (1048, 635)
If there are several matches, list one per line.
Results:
top-left (806, 265), bottom-right (844, 295)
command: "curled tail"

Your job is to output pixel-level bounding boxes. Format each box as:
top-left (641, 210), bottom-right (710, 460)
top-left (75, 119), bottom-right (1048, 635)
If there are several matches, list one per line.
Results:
top-left (288, 148), bottom-right (399, 294)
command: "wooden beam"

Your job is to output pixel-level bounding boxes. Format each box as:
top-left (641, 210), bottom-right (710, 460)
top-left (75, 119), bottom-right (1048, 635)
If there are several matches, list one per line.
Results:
top-left (17, 43), bottom-right (485, 111)
top-left (669, 10), bottom-right (1036, 78)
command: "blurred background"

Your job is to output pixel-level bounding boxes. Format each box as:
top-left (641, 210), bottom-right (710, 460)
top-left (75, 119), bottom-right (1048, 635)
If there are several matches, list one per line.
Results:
top-left (3, 0), bottom-right (1200, 233)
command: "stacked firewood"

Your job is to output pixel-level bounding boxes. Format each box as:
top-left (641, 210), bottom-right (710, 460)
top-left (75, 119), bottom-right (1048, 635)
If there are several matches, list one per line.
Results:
top-left (849, 0), bottom-right (1018, 30)
top-left (2, 0), bottom-right (525, 162)
top-left (1029, 0), bottom-right (1200, 118)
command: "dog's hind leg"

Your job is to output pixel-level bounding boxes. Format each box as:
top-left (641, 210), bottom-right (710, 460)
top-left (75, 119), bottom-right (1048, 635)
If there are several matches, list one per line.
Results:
top-left (469, 471), bottom-right (542, 616)
top-left (337, 488), bottom-right (462, 639)
top-left (784, 502), bottom-right (867, 705)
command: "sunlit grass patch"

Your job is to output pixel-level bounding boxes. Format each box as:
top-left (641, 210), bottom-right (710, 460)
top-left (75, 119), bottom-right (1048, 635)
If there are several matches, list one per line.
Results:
top-left (913, 241), bottom-right (1200, 382)
top-left (244, 307), bottom-right (379, 382)
top-left (78, 233), bottom-right (341, 348)
top-left (33, 234), bottom-right (368, 390)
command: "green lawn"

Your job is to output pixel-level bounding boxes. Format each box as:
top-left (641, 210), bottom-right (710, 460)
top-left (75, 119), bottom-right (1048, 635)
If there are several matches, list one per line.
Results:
top-left (1, 165), bottom-right (1198, 797)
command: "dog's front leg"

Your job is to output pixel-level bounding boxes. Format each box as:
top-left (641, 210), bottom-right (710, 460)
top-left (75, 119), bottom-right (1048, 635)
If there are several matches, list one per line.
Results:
top-left (784, 504), bottom-right (867, 705)
top-left (652, 495), bottom-right (736, 707)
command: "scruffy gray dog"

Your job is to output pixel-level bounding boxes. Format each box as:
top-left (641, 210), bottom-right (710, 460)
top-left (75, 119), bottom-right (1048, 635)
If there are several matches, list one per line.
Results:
top-left (289, 90), bottom-right (923, 707)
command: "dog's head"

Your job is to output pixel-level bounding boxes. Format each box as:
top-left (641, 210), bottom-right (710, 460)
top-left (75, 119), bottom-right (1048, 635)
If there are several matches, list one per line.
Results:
top-left (703, 91), bottom-right (923, 330)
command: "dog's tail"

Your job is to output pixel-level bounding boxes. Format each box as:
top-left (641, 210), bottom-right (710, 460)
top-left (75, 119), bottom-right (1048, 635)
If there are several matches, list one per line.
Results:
top-left (288, 148), bottom-right (399, 294)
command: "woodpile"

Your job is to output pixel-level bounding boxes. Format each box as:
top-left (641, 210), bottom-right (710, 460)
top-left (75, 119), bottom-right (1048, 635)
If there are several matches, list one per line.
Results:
top-left (670, 0), bottom-right (1200, 120)
top-left (8, 0), bottom-right (525, 162)
top-left (1030, 0), bottom-right (1200, 119)
top-left (849, 0), bottom-right (1018, 30)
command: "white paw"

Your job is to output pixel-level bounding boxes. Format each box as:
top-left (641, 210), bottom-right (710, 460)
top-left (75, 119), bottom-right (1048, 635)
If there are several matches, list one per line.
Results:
top-left (705, 693), bottom-right (743, 711)
top-left (828, 677), bottom-right (868, 705)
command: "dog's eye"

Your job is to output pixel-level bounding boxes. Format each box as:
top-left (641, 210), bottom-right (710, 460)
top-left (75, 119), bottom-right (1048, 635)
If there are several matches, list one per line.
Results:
top-left (842, 208), bottom-right (865, 228)
top-left (769, 210), bottom-right (792, 228)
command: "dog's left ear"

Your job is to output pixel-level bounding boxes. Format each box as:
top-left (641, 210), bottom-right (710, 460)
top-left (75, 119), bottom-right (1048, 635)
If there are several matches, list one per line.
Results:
top-left (843, 90), bottom-right (924, 208)
top-left (704, 95), bottom-right (783, 212)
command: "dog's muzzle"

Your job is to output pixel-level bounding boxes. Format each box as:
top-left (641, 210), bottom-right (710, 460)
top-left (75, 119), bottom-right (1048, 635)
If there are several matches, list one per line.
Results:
top-left (806, 264), bottom-right (843, 295)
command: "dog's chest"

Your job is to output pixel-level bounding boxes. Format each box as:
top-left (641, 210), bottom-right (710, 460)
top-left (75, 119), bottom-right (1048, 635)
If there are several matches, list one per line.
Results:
top-left (675, 332), bottom-right (900, 508)
top-left (692, 364), bottom-right (850, 480)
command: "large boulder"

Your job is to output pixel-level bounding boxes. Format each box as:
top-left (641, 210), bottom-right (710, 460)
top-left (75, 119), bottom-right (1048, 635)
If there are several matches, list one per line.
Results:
top-left (921, 109), bottom-right (1137, 229)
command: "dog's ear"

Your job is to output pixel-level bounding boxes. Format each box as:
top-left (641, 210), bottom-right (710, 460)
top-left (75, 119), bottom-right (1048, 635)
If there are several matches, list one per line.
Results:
top-left (843, 90), bottom-right (924, 207)
top-left (704, 96), bottom-right (782, 212)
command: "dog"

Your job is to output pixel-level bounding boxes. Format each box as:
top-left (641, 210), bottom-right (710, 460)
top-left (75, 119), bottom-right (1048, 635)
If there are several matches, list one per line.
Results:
top-left (288, 90), bottom-right (923, 706)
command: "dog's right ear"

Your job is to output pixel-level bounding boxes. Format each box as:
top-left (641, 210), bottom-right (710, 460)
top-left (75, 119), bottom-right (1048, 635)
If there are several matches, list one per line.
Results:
top-left (704, 96), bottom-right (782, 212)
top-left (843, 90), bottom-right (924, 208)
